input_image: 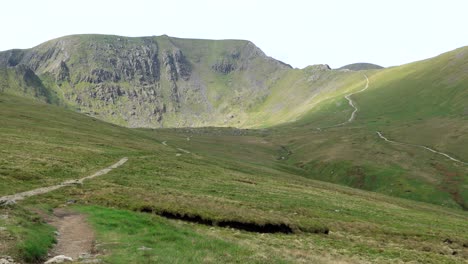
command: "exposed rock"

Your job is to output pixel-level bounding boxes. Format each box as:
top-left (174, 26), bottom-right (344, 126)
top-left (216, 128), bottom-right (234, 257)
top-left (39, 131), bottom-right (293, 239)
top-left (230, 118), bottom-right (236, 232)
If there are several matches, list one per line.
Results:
top-left (0, 34), bottom-right (291, 128)
top-left (212, 59), bottom-right (236, 74)
top-left (0, 199), bottom-right (16, 207)
top-left (56, 61), bottom-right (70, 82)
top-left (0, 256), bottom-right (17, 264)
top-left (173, 49), bottom-right (191, 81)
top-left (78, 252), bottom-right (101, 263)
top-left (162, 50), bottom-right (178, 82)
top-left (162, 49), bottom-right (191, 82)
top-left (6, 50), bottom-right (24, 67)
top-left (45, 255), bottom-right (73, 263)
top-left (85, 68), bottom-right (117, 83)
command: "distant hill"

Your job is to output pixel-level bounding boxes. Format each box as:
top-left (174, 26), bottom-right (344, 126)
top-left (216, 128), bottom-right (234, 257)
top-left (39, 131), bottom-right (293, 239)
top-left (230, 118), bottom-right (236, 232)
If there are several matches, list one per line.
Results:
top-left (338, 63), bottom-right (384, 71)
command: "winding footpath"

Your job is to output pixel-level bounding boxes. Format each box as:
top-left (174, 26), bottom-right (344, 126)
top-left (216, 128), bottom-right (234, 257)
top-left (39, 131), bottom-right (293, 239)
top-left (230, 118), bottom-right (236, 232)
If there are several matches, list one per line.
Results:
top-left (377, 132), bottom-right (467, 165)
top-left (319, 74), bottom-right (466, 165)
top-left (0, 157), bottom-right (128, 205)
top-left (344, 75), bottom-right (370, 123)
top-left (161, 140), bottom-right (191, 154)
top-left (319, 74), bottom-right (369, 129)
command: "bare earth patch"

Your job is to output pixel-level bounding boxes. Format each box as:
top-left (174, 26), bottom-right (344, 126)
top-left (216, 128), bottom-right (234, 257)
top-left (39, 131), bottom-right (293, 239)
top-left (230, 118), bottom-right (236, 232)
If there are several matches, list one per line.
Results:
top-left (48, 208), bottom-right (95, 260)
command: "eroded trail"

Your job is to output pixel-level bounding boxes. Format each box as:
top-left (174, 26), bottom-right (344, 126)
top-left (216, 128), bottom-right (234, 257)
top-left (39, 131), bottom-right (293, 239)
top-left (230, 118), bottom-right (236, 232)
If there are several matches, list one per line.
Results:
top-left (0, 157), bottom-right (128, 205)
top-left (161, 140), bottom-right (191, 155)
top-left (377, 132), bottom-right (467, 165)
top-left (48, 208), bottom-right (95, 260)
top-left (344, 74), bottom-right (369, 123)
top-left (319, 74), bottom-right (369, 129)
top-left (317, 75), bottom-right (466, 166)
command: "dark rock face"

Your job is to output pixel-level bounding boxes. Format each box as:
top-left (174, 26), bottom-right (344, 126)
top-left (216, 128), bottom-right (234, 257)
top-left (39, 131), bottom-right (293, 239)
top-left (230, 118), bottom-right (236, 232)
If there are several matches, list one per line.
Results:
top-left (88, 45), bottom-right (161, 85)
top-left (0, 34), bottom-right (291, 128)
top-left (212, 59), bottom-right (236, 74)
top-left (85, 68), bottom-right (117, 84)
top-left (88, 83), bottom-right (123, 102)
top-left (162, 49), bottom-right (191, 82)
top-left (56, 61), bottom-right (70, 82)
top-left (173, 49), bottom-right (191, 81)
top-left (211, 51), bottom-right (243, 74)
top-left (7, 49), bottom-right (25, 67)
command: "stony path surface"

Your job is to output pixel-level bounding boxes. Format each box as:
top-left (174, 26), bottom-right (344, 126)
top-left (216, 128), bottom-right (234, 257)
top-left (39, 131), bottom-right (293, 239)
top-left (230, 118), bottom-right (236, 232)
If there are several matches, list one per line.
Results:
top-left (0, 157), bottom-right (128, 205)
top-left (161, 140), bottom-right (191, 155)
top-left (48, 208), bottom-right (95, 261)
top-left (377, 131), bottom-right (467, 165)
top-left (177, 148), bottom-right (191, 154)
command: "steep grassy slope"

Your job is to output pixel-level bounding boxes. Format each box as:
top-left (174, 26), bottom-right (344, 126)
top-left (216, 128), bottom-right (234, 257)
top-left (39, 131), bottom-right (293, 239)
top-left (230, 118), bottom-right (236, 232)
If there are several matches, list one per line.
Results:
top-left (244, 66), bottom-right (365, 127)
top-left (1, 94), bottom-right (467, 263)
top-left (263, 47), bottom-right (468, 210)
top-left (1, 36), bottom-right (468, 263)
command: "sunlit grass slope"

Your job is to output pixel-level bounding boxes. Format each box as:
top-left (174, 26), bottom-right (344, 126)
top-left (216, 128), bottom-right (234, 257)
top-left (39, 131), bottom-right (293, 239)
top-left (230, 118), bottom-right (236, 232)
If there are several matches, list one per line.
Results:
top-left (0, 93), bottom-right (467, 263)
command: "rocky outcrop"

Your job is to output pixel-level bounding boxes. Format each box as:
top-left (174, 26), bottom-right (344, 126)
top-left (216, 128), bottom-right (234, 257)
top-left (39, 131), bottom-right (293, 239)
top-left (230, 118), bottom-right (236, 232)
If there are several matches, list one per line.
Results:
top-left (56, 61), bottom-right (70, 82)
top-left (212, 59), bottom-right (236, 74)
top-left (162, 49), bottom-right (191, 82)
top-left (0, 34), bottom-right (292, 128)
top-left (0, 256), bottom-right (17, 264)
top-left (161, 49), bottom-right (191, 108)
top-left (78, 46), bottom-right (160, 85)
top-left (173, 49), bottom-right (191, 81)
top-left (44, 255), bottom-right (73, 263)
top-left (304, 64), bottom-right (332, 82)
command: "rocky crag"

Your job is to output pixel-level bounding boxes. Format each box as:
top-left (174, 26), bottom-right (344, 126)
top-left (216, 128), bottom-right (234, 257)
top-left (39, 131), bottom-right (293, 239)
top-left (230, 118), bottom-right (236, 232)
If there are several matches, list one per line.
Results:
top-left (0, 34), bottom-right (356, 128)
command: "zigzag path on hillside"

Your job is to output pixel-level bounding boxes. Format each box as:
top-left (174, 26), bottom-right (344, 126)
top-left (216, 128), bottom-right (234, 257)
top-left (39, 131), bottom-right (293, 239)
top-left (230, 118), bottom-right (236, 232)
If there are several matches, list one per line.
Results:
top-left (377, 132), bottom-right (467, 165)
top-left (318, 74), bottom-right (369, 130)
top-left (316, 74), bottom-right (466, 165)
top-left (0, 157), bottom-right (128, 205)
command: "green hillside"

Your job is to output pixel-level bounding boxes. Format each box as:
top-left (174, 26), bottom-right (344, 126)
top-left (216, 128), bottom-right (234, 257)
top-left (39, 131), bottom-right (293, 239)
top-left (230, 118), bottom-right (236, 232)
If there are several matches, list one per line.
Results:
top-left (1, 35), bottom-right (468, 263)
top-left (0, 34), bottom-right (380, 129)
top-left (265, 47), bottom-right (468, 210)
top-left (1, 93), bottom-right (467, 263)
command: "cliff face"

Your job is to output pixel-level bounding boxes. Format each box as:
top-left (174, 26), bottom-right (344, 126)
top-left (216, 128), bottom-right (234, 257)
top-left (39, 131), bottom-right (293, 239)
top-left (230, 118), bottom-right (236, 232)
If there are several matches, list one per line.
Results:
top-left (0, 34), bottom-right (292, 127)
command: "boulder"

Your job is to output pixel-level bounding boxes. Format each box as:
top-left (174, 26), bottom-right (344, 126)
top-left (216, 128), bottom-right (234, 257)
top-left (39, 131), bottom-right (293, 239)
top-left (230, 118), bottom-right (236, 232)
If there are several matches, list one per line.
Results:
top-left (0, 256), bottom-right (16, 264)
top-left (44, 255), bottom-right (73, 263)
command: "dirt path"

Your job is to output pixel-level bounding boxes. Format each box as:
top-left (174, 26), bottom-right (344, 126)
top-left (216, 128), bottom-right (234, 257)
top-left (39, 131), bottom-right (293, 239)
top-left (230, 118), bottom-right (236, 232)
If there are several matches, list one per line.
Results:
top-left (377, 131), bottom-right (467, 165)
top-left (177, 148), bottom-right (191, 154)
top-left (0, 157), bottom-right (128, 205)
top-left (161, 140), bottom-right (191, 155)
top-left (48, 208), bottom-right (95, 260)
top-left (344, 74), bottom-right (369, 123)
top-left (317, 75), bottom-right (467, 166)
top-left (319, 74), bottom-right (369, 129)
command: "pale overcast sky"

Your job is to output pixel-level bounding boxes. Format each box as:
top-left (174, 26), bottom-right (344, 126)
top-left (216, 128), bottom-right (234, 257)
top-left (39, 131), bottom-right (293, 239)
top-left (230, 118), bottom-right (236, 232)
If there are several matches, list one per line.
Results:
top-left (1, 0), bottom-right (467, 68)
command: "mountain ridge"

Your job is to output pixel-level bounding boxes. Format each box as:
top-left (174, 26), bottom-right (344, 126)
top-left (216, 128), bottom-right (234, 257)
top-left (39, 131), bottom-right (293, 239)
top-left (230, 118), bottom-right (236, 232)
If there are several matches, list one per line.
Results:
top-left (337, 62), bottom-right (384, 71)
top-left (0, 34), bottom-right (357, 128)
